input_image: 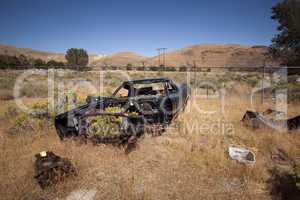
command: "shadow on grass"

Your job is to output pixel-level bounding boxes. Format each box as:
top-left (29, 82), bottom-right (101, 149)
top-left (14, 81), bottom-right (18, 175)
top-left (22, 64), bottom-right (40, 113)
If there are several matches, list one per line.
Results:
top-left (268, 169), bottom-right (300, 200)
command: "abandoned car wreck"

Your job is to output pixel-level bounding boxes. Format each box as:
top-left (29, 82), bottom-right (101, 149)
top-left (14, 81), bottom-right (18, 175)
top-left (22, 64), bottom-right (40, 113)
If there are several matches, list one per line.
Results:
top-left (55, 78), bottom-right (189, 143)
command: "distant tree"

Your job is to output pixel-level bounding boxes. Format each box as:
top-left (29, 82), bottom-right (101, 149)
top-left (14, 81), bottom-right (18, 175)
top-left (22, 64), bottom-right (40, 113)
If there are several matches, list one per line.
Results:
top-left (46, 60), bottom-right (65, 67)
top-left (0, 55), bottom-right (22, 68)
top-left (149, 66), bottom-right (159, 71)
top-left (141, 60), bottom-right (146, 67)
top-left (0, 55), bottom-right (8, 69)
top-left (34, 58), bottom-right (46, 67)
top-left (137, 66), bottom-right (145, 71)
top-left (179, 66), bottom-right (187, 72)
top-left (269, 0), bottom-right (300, 66)
top-left (165, 66), bottom-right (177, 71)
top-left (65, 48), bottom-right (89, 69)
top-left (7, 55), bottom-right (19, 67)
top-left (18, 54), bottom-right (29, 66)
top-left (126, 62), bottom-right (133, 70)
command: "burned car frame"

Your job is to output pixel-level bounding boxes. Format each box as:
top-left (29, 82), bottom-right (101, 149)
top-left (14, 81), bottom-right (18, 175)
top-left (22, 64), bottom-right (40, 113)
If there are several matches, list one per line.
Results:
top-left (55, 77), bottom-right (189, 143)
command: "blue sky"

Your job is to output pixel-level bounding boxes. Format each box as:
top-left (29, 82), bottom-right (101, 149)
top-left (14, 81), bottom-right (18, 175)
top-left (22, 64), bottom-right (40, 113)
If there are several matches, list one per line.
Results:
top-left (0, 0), bottom-right (281, 56)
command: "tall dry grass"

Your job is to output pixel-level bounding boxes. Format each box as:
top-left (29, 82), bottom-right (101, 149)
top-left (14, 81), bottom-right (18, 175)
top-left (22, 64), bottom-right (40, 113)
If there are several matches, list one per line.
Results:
top-left (0, 70), bottom-right (299, 200)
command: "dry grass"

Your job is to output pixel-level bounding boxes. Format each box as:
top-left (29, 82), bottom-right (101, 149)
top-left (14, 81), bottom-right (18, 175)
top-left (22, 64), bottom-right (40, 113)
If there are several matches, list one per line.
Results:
top-left (0, 70), bottom-right (299, 200)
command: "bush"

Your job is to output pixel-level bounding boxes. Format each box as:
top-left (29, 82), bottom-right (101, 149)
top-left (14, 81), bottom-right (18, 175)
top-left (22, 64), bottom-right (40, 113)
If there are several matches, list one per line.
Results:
top-left (0, 55), bottom-right (20, 69)
top-left (179, 66), bottom-right (188, 72)
top-left (136, 66), bottom-right (145, 71)
top-left (29, 102), bottom-right (51, 119)
top-left (88, 107), bottom-right (122, 137)
top-left (6, 102), bottom-right (56, 135)
top-left (33, 58), bottom-right (46, 67)
top-left (148, 66), bottom-right (159, 71)
top-left (8, 113), bottom-right (33, 134)
top-left (46, 60), bottom-right (65, 67)
top-left (164, 66), bottom-right (177, 71)
top-left (18, 54), bottom-right (29, 66)
top-left (65, 48), bottom-right (89, 67)
top-left (126, 62), bottom-right (133, 70)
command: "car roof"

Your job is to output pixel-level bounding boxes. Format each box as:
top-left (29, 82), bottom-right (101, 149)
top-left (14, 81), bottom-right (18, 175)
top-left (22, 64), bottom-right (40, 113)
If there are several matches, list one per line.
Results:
top-left (123, 77), bottom-right (171, 85)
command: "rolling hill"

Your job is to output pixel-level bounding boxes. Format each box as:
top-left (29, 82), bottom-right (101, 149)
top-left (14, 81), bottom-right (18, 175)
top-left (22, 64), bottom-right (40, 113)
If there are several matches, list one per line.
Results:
top-left (0, 44), bottom-right (278, 69)
top-left (91, 44), bottom-right (278, 69)
top-left (0, 44), bottom-right (105, 64)
top-left (0, 44), bottom-right (65, 62)
top-left (146, 44), bottom-right (277, 68)
top-left (91, 52), bottom-right (148, 67)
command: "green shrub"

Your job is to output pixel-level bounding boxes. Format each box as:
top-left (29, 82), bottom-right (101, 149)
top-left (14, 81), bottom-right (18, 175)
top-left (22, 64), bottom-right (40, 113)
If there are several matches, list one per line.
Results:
top-left (46, 60), bottom-right (65, 67)
top-left (65, 48), bottom-right (89, 67)
top-left (126, 62), bottom-right (133, 70)
top-left (88, 106), bottom-right (123, 137)
top-left (8, 113), bottom-right (33, 134)
top-left (28, 102), bottom-right (57, 122)
top-left (33, 58), bottom-right (46, 67)
top-left (0, 55), bottom-right (20, 69)
top-left (164, 66), bottom-right (177, 71)
top-left (179, 66), bottom-right (188, 72)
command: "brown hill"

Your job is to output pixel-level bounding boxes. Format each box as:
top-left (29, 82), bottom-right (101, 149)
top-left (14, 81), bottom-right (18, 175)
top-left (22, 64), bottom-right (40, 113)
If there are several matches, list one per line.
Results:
top-left (0, 44), bottom-right (65, 62)
top-left (92, 52), bottom-right (148, 67)
top-left (0, 44), bottom-right (278, 69)
top-left (148, 44), bottom-right (277, 68)
top-left (0, 44), bottom-right (105, 64)
top-left (92, 44), bottom-right (277, 69)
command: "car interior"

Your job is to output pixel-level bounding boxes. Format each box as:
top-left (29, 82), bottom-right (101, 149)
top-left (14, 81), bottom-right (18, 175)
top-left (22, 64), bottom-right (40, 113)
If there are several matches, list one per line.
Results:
top-left (114, 81), bottom-right (178, 97)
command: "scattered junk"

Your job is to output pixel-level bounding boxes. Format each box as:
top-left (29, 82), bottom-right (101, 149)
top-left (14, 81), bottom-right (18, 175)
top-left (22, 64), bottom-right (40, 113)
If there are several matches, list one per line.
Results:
top-left (242, 109), bottom-right (300, 131)
top-left (271, 148), bottom-right (294, 166)
top-left (228, 147), bottom-right (256, 164)
top-left (223, 177), bottom-right (245, 189)
top-left (34, 151), bottom-right (77, 189)
top-left (55, 78), bottom-right (189, 145)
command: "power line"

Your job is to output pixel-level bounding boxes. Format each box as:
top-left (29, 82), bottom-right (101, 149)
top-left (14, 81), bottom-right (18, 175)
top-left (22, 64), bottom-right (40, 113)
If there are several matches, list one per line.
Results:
top-left (157, 48), bottom-right (167, 67)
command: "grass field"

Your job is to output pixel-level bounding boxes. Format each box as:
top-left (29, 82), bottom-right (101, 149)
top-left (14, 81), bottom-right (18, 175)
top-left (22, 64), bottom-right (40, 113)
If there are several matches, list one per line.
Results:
top-left (0, 69), bottom-right (299, 200)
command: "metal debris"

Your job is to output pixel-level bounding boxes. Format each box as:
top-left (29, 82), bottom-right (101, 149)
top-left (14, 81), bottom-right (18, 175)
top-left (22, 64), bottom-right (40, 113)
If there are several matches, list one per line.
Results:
top-left (229, 147), bottom-right (256, 164)
top-left (242, 110), bottom-right (300, 131)
top-left (34, 151), bottom-right (78, 189)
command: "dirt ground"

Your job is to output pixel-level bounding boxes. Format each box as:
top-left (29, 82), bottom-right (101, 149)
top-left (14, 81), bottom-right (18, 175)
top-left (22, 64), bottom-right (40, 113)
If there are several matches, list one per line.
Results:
top-left (0, 70), bottom-right (299, 200)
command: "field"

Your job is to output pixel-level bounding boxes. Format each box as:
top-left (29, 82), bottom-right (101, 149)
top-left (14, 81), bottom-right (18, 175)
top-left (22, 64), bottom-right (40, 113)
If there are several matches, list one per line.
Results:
top-left (0, 69), bottom-right (299, 200)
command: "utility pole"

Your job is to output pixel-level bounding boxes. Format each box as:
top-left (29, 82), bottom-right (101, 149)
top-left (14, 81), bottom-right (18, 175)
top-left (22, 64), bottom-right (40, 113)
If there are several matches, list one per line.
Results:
top-left (262, 62), bottom-right (266, 104)
top-left (162, 48), bottom-right (167, 67)
top-left (157, 48), bottom-right (167, 69)
top-left (157, 48), bottom-right (161, 66)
